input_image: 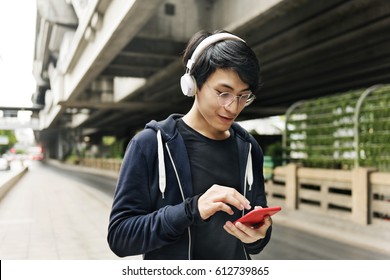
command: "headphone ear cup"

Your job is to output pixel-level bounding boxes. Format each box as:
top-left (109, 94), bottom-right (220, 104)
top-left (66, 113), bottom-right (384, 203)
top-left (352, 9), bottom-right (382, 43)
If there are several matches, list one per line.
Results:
top-left (180, 73), bottom-right (197, 97)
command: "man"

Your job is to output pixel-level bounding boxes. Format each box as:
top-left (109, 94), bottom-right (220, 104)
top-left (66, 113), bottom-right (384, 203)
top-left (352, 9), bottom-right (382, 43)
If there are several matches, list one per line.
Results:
top-left (107, 30), bottom-right (272, 260)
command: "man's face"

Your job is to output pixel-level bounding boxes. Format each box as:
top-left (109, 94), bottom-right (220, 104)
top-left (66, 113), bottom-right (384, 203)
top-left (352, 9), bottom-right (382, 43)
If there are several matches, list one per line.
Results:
top-left (194, 68), bottom-right (250, 139)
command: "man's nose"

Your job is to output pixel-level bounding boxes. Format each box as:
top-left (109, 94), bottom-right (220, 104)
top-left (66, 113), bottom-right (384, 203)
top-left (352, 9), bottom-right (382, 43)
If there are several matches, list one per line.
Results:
top-left (224, 98), bottom-right (241, 113)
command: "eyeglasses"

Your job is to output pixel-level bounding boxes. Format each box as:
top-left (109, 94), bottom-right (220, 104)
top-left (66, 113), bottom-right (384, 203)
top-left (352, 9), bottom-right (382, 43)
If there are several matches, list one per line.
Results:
top-left (206, 84), bottom-right (256, 107)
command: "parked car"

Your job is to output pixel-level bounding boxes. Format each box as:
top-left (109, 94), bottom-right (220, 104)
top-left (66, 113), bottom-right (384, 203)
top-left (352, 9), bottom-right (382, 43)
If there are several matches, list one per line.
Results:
top-left (0, 156), bottom-right (11, 171)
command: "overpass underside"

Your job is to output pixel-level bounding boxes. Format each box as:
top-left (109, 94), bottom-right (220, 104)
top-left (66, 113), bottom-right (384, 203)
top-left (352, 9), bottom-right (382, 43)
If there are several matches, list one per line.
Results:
top-left (32, 0), bottom-right (390, 158)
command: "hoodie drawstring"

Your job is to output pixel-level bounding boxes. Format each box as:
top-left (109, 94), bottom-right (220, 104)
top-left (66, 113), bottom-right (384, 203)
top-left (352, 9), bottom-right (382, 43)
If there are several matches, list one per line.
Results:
top-left (158, 129), bottom-right (253, 196)
top-left (157, 130), bottom-right (166, 199)
top-left (245, 143), bottom-right (253, 191)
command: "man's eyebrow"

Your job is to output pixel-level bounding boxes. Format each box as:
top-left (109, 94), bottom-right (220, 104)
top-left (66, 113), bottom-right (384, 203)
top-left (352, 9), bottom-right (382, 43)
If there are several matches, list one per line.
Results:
top-left (216, 83), bottom-right (251, 92)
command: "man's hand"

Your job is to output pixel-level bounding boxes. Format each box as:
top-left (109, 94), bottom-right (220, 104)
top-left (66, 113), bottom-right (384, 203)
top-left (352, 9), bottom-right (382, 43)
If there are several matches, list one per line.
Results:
top-left (223, 207), bottom-right (272, 243)
top-left (198, 184), bottom-right (251, 220)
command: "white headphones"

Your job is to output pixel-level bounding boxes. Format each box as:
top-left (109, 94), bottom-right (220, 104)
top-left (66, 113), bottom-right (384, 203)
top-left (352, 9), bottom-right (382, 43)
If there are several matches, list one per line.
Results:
top-left (180, 33), bottom-right (245, 97)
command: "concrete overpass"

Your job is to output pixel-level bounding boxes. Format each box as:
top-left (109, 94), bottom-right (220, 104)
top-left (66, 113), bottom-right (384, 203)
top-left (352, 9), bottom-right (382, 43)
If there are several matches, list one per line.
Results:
top-left (0, 106), bottom-right (41, 130)
top-left (32, 0), bottom-right (390, 158)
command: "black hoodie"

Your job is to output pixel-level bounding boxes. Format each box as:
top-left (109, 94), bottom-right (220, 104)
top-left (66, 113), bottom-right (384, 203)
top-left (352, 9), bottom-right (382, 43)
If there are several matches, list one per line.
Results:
top-left (107, 114), bottom-right (271, 259)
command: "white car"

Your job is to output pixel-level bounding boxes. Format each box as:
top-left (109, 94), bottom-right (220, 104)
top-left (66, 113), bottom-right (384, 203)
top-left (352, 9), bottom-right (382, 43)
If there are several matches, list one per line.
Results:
top-left (0, 157), bottom-right (10, 171)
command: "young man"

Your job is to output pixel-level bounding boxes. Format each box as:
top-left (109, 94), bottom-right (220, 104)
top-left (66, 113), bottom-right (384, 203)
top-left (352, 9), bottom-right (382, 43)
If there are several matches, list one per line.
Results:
top-left (107, 30), bottom-right (272, 260)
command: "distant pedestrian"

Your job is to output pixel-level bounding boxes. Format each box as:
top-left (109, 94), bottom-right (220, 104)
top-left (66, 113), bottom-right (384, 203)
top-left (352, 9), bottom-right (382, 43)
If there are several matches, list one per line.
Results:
top-left (107, 30), bottom-right (272, 260)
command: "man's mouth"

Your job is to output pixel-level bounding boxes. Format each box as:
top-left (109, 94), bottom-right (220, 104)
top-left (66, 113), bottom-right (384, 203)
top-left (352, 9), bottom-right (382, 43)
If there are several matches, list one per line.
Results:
top-left (219, 115), bottom-right (235, 122)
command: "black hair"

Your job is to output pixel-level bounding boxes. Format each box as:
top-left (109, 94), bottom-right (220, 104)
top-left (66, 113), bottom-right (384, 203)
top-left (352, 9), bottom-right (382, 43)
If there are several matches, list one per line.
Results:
top-left (182, 30), bottom-right (261, 94)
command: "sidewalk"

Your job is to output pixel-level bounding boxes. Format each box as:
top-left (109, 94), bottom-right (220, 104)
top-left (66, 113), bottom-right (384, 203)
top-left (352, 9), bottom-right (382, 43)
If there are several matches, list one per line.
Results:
top-left (55, 160), bottom-right (390, 256)
top-left (272, 207), bottom-right (390, 256)
top-left (0, 160), bottom-right (140, 260)
top-left (0, 160), bottom-right (389, 259)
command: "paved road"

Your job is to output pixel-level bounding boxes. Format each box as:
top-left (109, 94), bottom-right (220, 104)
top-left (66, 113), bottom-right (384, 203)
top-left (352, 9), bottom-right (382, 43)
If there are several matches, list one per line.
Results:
top-left (1, 161), bottom-right (389, 260)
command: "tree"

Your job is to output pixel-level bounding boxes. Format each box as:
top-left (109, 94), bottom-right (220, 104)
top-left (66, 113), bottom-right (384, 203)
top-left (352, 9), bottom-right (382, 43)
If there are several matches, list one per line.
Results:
top-left (0, 130), bottom-right (17, 154)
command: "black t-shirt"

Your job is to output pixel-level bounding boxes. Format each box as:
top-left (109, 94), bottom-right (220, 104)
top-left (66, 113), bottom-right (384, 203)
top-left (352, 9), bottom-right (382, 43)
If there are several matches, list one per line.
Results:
top-left (176, 119), bottom-right (246, 259)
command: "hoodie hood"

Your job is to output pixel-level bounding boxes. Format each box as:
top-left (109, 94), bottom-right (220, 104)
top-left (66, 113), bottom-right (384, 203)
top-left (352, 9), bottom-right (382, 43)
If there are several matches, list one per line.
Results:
top-left (145, 114), bottom-right (184, 199)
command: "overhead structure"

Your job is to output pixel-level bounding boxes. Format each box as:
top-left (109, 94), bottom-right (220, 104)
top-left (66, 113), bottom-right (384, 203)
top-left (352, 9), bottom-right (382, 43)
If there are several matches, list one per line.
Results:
top-left (31, 0), bottom-right (390, 158)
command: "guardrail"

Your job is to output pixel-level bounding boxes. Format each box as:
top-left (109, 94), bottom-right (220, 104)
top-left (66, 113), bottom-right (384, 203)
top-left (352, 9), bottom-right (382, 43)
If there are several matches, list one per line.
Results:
top-left (266, 164), bottom-right (390, 226)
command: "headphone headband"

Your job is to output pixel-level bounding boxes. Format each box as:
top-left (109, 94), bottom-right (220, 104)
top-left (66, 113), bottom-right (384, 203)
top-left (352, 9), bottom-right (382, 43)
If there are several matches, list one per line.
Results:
top-left (185, 33), bottom-right (245, 71)
top-left (181, 32), bottom-right (245, 97)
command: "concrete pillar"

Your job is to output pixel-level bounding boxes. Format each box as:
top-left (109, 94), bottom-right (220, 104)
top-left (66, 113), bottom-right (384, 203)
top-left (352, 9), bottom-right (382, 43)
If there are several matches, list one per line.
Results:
top-left (285, 163), bottom-right (298, 210)
top-left (351, 167), bottom-right (374, 225)
top-left (57, 133), bottom-right (64, 160)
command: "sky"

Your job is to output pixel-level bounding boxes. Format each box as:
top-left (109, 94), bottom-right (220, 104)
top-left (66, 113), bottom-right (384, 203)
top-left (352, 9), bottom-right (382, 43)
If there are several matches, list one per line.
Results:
top-left (0, 0), bottom-right (37, 107)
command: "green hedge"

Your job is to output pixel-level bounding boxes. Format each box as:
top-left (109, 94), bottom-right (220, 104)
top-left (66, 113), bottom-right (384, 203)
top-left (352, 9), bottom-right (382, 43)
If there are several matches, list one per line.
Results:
top-left (285, 85), bottom-right (390, 171)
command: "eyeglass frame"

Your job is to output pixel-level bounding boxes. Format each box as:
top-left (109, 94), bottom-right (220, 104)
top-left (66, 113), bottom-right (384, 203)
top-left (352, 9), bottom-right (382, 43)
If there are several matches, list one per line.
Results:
top-left (205, 83), bottom-right (256, 107)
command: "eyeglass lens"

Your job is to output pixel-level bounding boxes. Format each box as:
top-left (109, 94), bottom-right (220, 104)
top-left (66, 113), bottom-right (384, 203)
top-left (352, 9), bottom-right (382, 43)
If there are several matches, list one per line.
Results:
top-left (218, 92), bottom-right (253, 107)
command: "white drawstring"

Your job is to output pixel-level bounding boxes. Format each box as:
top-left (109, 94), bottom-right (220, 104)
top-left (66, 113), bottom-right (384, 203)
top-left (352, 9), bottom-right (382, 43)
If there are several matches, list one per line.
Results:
top-left (245, 143), bottom-right (253, 191)
top-left (159, 128), bottom-right (253, 197)
top-left (157, 130), bottom-right (166, 199)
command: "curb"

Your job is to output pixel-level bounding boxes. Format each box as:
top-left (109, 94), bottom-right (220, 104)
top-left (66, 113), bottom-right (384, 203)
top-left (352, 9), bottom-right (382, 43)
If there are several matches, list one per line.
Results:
top-left (0, 167), bottom-right (29, 201)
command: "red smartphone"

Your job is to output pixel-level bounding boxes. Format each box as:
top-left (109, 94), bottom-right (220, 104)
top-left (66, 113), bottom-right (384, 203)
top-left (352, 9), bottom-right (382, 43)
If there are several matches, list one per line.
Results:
top-left (234, 206), bottom-right (281, 226)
